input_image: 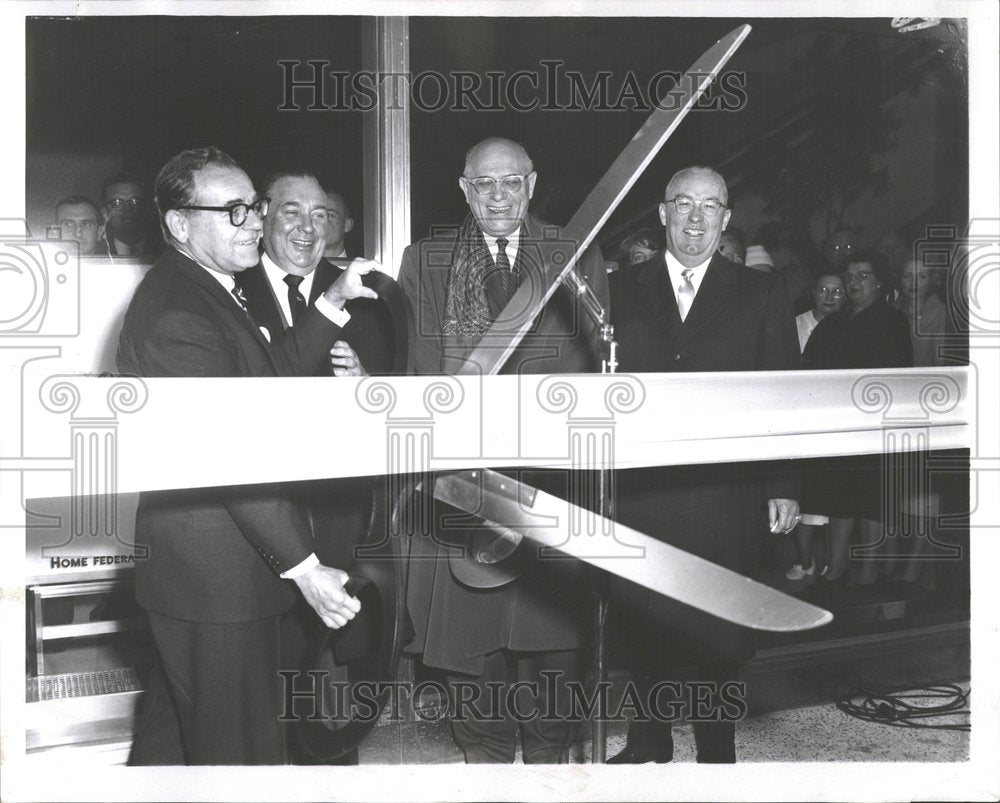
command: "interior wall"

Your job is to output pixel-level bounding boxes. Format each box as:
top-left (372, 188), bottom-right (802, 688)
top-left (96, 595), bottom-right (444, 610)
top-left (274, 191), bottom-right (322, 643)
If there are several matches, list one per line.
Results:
top-left (25, 151), bottom-right (122, 238)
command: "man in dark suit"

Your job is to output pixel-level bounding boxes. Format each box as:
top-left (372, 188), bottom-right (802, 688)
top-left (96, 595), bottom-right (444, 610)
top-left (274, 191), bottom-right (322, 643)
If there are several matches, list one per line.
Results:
top-left (118, 146), bottom-right (379, 764)
top-left (236, 170), bottom-right (399, 764)
top-left (238, 171), bottom-right (399, 378)
top-left (607, 166), bottom-right (801, 764)
top-left (398, 137), bottom-right (608, 763)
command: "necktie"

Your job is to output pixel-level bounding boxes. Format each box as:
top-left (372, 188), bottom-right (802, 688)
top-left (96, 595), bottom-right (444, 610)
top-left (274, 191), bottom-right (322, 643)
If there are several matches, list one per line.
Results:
top-left (284, 274), bottom-right (308, 325)
top-left (485, 237), bottom-right (512, 318)
top-left (231, 283), bottom-right (250, 315)
top-left (676, 268), bottom-right (696, 322)
top-left (496, 237), bottom-right (520, 301)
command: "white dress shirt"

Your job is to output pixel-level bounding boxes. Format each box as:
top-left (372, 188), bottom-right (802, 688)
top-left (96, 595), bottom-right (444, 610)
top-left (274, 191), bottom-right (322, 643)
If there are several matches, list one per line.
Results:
top-left (484, 227), bottom-right (521, 268)
top-left (260, 251), bottom-right (351, 330)
top-left (795, 309), bottom-right (821, 352)
top-left (664, 249), bottom-right (712, 307)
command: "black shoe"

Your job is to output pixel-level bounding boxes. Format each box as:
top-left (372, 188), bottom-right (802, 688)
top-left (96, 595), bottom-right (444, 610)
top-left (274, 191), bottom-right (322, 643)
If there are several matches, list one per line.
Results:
top-left (606, 744), bottom-right (672, 764)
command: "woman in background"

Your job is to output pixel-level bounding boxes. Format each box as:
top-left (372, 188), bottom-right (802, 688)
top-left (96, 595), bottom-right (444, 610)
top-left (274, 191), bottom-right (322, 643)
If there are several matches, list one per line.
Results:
top-left (803, 251), bottom-right (912, 584)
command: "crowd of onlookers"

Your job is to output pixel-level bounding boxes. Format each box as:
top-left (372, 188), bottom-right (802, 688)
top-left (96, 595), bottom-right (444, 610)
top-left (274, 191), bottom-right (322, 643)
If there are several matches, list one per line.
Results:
top-left (51, 172), bottom-right (356, 262)
top-left (615, 220), bottom-right (957, 594)
top-left (51, 174), bottom-right (164, 258)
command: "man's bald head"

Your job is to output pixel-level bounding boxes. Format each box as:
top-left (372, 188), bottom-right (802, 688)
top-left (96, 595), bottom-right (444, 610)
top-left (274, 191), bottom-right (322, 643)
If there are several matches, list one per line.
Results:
top-left (463, 137), bottom-right (534, 176)
top-left (664, 166), bottom-right (729, 206)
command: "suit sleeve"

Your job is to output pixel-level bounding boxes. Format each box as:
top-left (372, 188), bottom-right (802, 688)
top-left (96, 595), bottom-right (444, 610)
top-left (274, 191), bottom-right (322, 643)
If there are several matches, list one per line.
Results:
top-left (759, 276), bottom-right (801, 501)
top-left (128, 310), bottom-right (243, 377)
top-left (757, 278), bottom-right (801, 371)
top-left (221, 484), bottom-right (315, 572)
top-left (398, 244), bottom-right (444, 375)
top-left (267, 304), bottom-right (344, 377)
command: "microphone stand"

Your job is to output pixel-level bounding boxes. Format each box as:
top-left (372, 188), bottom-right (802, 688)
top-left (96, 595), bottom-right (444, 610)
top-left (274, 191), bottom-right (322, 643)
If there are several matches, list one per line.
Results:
top-left (562, 271), bottom-right (617, 763)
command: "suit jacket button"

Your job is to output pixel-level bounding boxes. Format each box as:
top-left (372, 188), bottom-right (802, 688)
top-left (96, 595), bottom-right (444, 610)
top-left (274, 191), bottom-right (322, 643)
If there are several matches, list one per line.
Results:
top-left (672, 353), bottom-right (682, 361)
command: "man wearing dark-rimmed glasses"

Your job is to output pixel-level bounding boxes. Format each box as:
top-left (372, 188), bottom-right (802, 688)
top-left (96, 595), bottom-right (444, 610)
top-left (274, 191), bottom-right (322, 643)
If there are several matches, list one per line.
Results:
top-left (118, 146), bottom-right (377, 764)
top-left (608, 165), bottom-right (800, 764)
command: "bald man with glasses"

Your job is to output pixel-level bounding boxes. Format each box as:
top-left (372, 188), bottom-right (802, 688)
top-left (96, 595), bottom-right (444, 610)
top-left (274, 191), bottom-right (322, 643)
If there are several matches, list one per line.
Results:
top-left (118, 146), bottom-right (377, 764)
top-left (398, 136), bottom-right (608, 764)
top-left (608, 165), bottom-right (800, 765)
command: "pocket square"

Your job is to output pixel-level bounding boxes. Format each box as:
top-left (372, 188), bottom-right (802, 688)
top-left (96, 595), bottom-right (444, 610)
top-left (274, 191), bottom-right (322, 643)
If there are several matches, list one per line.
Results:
top-left (258, 326), bottom-right (271, 343)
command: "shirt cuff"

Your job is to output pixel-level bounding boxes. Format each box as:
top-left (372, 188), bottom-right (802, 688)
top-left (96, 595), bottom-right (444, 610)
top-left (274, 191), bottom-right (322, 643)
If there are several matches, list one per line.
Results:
top-left (315, 293), bottom-right (352, 327)
top-left (280, 553), bottom-right (320, 579)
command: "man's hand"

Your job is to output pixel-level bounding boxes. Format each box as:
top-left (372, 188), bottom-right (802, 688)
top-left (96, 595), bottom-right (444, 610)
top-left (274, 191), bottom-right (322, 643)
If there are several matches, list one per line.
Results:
top-left (768, 498), bottom-right (801, 534)
top-left (322, 258), bottom-right (381, 309)
top-left (330, 340), bottom-right (367, 377)
top-left (292, 564), bottom-right (361, 629)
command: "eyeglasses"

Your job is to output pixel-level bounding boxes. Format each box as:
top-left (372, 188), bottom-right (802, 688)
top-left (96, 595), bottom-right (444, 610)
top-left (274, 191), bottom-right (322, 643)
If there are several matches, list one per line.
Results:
top-left (846, 270), bottom-right (876, 283)
top-left (463, 174), bottom-right (530, 195)
top-left (177, 197), bottom-right (270, 227)
top-left (106, 197), bottom-right (144, 210)
top-left (666, 196), bottom-right (726, 217)
top-left (816, 286), bottom-right (845, 298)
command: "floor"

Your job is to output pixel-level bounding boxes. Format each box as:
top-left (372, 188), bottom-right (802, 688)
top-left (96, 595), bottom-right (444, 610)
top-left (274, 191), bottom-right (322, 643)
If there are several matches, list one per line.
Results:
top-left (354, 547), bottom-right (971, 765)
top-left (357, 683), bottom-right (970, 764)
top-left (357, 645), bottom-right (970, 765)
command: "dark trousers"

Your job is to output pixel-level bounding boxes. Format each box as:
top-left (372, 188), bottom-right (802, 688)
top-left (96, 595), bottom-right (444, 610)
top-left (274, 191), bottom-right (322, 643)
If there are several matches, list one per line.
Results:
top-left (130, 612), bottom-right (285, 765)
top-left (447, 648), bottom-right (582, 764)
top-left (628, 661), bottom-right (739, 764)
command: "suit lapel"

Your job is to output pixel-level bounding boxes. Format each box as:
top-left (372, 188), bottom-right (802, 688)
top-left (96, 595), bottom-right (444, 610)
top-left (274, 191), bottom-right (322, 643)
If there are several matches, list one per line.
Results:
top-left (238, 262), bottom-right (286, 337)
top-left (309, 260), bottom-right (342, 305)
top-left (678, 255), bottom-right (740, 343)
top-left (637, 254), bottom-right (683, 347)
top-left (168, 251), bottom-right (274, 351)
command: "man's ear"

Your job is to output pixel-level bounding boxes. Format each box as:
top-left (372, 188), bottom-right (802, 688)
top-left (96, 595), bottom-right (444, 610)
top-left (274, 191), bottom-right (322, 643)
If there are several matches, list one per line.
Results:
top-left (458, 176), bottom-right (472, 205)
top-left (526, 171), bottom-right (538, 200)
top-left (344, 217), bottom-right (354, 234)
top-left (658, 202), bottom-right (668, 227)
top-left (722, 208), bottom-right (732, 231)
top-left (164, 210), bottom-right (188, 244)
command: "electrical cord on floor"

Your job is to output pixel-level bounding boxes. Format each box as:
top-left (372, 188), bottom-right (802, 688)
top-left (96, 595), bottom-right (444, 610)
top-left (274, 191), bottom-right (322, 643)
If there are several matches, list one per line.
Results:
top-left (833, 674), bottom-right (970, 732)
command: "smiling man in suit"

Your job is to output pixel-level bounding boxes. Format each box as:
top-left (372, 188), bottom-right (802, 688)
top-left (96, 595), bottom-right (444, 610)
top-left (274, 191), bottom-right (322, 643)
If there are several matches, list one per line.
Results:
top-left (118, 147), bottom-right (378, 764)
top-left (398, 137), bottom-right (608, 764)
top-left (607, 166), bottom-right (800, 764)
top-left (238, 171), bottom-right (398, 377)
top-left (235, 170), bottom-right (402, 765)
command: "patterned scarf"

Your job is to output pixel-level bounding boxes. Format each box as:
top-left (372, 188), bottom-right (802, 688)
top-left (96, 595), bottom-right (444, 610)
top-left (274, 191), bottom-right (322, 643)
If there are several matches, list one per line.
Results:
top-left (442, 214), bottom-right (497, 337)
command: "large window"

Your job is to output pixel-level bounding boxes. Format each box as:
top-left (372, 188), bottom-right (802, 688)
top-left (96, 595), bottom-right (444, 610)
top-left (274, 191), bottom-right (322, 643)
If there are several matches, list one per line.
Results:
top-left (27, 17), bottom-right (366, 255)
